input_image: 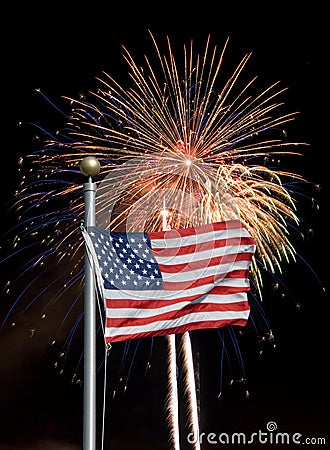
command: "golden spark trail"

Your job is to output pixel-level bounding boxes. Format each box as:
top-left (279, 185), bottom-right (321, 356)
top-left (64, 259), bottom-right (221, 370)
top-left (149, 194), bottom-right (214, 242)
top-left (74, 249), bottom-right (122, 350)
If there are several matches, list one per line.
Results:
top-left (180, 332), bottom-right (200, 450)
top-left (165, 334), bottom-right (180, 450)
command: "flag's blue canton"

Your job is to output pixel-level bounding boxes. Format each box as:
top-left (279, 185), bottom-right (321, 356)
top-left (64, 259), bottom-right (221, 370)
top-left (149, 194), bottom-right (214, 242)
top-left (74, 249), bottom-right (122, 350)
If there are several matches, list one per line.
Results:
top-left (87, 227), bottom-right (163, 290)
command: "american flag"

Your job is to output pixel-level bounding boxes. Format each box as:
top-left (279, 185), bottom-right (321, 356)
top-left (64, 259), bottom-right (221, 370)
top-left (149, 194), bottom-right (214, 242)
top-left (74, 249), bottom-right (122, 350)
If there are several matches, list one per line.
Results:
top-left (85, 220), bottom-right (256, 343)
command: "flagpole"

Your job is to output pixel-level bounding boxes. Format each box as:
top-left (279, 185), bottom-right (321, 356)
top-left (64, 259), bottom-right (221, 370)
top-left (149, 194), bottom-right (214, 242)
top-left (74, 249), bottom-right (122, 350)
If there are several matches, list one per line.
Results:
top-left (80, 156), bottom-right (101, 450)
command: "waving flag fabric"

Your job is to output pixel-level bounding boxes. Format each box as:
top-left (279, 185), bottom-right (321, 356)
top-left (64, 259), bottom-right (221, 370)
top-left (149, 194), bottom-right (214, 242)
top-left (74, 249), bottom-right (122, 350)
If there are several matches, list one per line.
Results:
top-left (84, 220), bottom-right (256, 343)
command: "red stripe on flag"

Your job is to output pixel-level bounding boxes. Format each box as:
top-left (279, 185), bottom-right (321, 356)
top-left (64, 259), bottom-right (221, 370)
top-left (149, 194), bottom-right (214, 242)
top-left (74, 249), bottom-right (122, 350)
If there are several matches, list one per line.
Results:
top-left (105, 317), bottom-right (249, 343)
top-left (158, 252), bottom-right (254, 273)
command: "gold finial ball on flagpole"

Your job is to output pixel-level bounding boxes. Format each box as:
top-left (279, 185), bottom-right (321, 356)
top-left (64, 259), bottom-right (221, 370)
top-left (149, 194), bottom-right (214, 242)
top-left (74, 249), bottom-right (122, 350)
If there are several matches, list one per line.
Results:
top-left (80, 156), bottom-right (101, 177)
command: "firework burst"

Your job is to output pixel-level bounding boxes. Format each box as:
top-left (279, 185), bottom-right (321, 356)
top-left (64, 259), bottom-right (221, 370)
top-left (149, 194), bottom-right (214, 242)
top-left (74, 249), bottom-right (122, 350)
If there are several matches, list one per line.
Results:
top-left (22, 32), bottom-right (308, 289)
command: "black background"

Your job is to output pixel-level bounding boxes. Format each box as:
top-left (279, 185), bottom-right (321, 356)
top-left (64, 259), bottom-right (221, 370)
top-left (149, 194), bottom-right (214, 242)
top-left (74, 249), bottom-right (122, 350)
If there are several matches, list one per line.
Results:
top-left (0, 3), bottom-right (329, 449)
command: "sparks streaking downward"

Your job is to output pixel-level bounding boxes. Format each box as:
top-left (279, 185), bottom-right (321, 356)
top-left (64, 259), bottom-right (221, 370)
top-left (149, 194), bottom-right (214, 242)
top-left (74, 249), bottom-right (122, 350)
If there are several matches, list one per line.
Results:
top-left (0, 30), bottom-right (321, 448)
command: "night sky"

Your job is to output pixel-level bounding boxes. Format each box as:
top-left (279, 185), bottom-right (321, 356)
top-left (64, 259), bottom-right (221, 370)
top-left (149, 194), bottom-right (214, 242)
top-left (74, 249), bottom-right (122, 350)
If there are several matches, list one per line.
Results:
top-left (1, 4), bottom-right (329, 450)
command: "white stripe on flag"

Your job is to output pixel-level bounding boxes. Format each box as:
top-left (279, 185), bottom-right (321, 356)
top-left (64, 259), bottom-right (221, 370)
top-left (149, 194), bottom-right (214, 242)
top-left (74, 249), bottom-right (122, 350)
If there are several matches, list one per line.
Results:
top-left (105, 292), bottom-right (249, 318)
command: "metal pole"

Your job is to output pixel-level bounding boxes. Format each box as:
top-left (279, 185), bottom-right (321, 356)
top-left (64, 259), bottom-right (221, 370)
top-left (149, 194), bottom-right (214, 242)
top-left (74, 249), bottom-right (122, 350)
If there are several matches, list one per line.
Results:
top-left (83, 176), bottom-right (97, 450)
top-left (80, 156), bottom-right (100, 450)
